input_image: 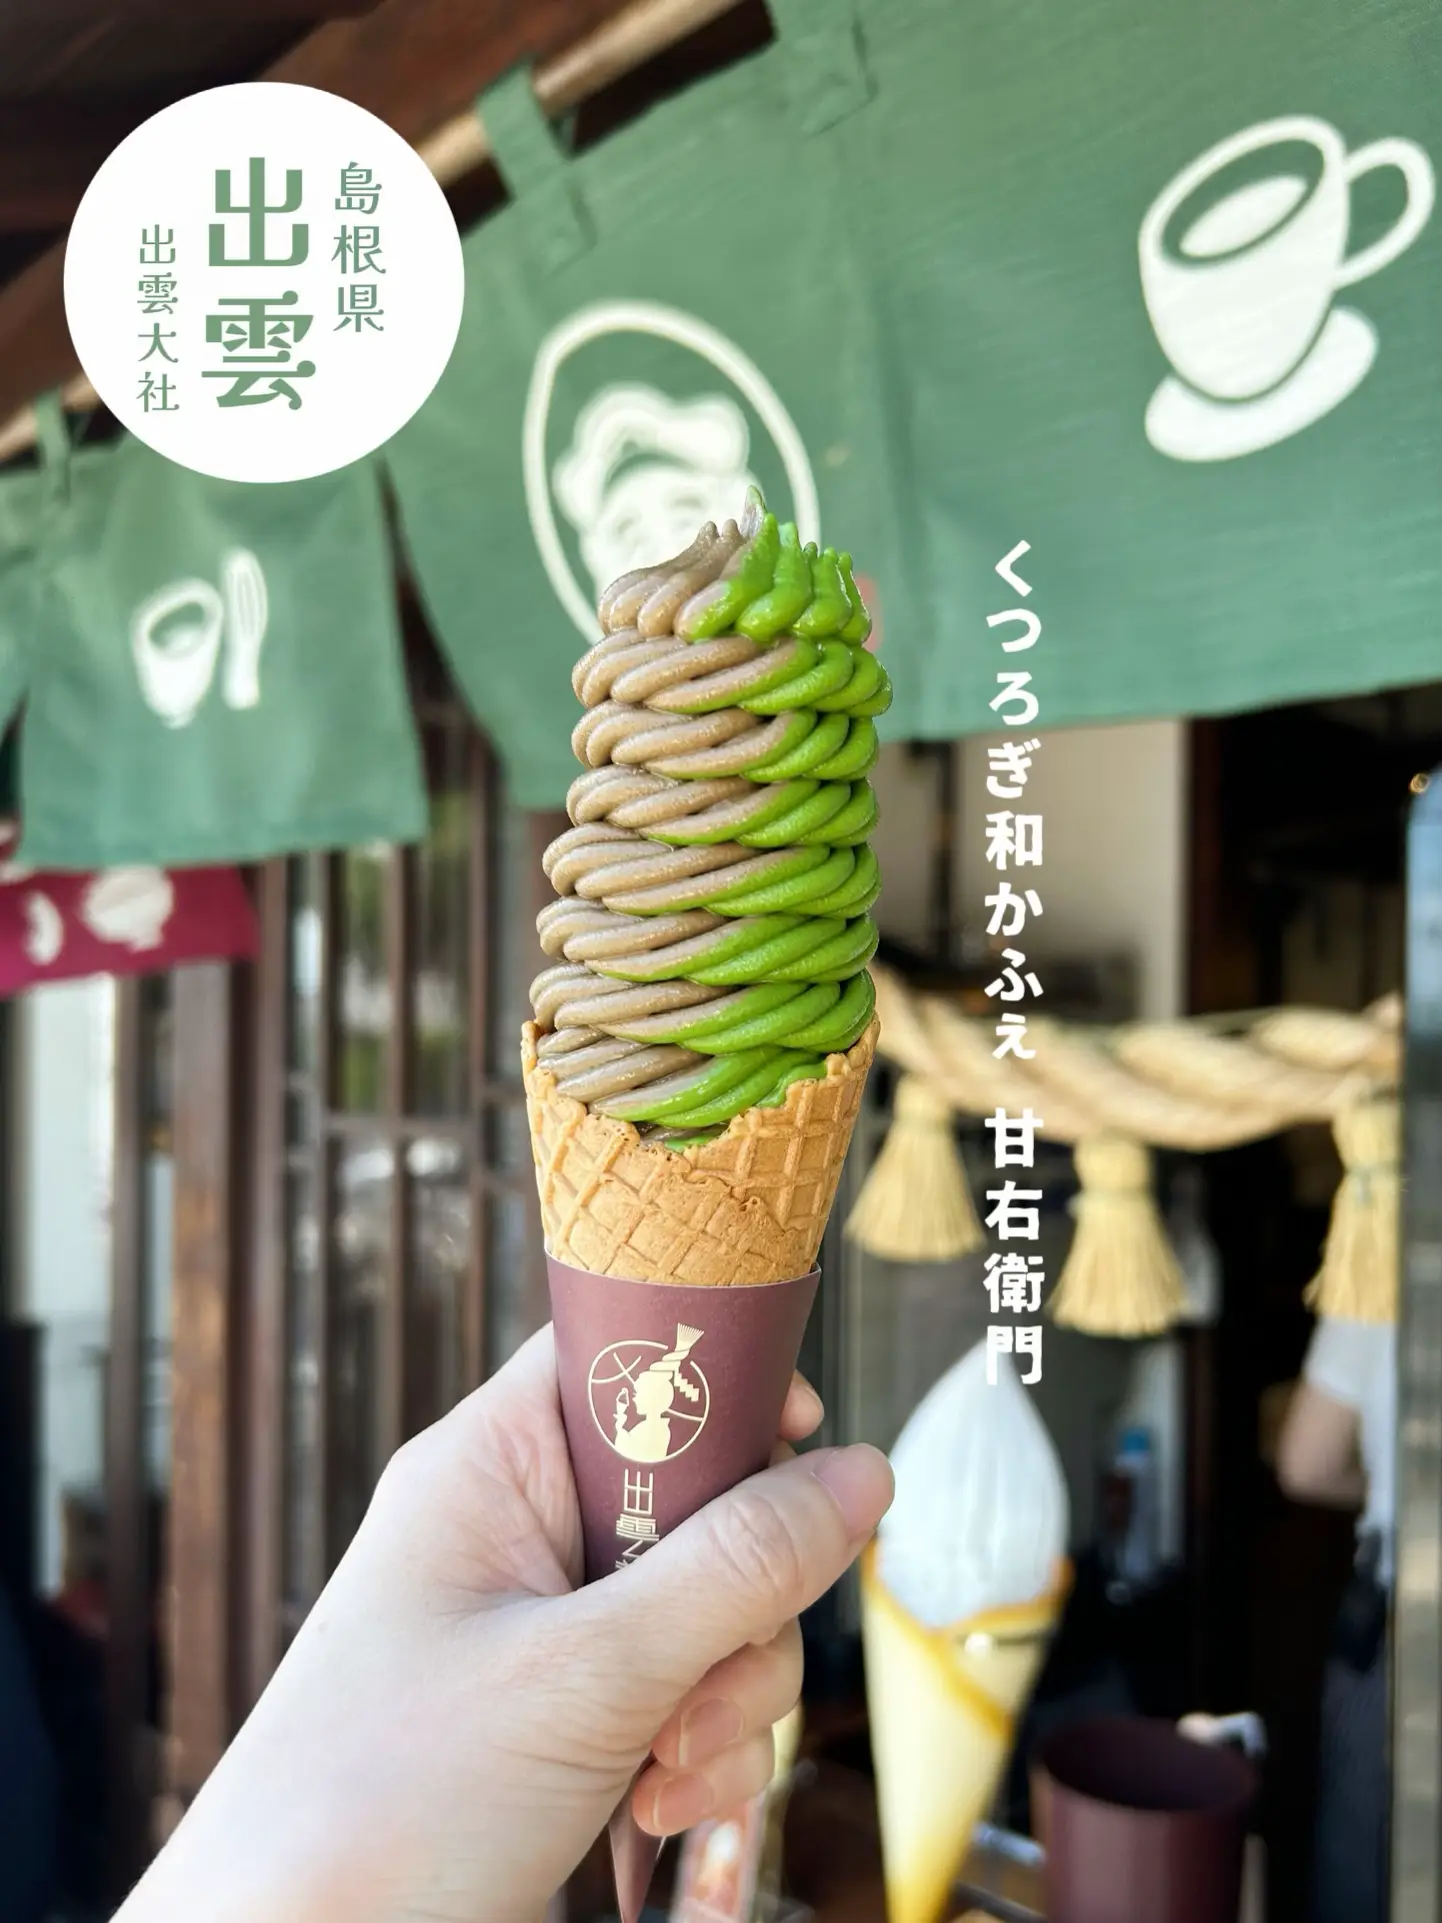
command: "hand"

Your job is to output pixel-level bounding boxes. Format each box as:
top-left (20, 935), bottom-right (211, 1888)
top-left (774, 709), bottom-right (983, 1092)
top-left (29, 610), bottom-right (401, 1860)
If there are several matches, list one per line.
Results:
top-left (117, 1325), bottom-right (893, 1923)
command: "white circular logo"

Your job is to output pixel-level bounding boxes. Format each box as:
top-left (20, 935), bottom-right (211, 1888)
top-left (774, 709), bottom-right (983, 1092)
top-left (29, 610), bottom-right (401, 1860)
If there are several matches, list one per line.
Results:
top-left (523, 300), bottom-right (820, 639)
top-left (64, 83), bottom-right (464, 483)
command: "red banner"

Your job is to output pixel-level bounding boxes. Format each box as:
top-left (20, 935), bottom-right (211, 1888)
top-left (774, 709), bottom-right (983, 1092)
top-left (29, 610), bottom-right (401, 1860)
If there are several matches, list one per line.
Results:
top-left (0, 827), bottom-right (257, 995)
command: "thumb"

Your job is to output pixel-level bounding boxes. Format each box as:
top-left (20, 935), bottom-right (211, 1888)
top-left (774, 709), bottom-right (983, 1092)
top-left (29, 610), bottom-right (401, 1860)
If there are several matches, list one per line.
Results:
top-left (581, 1445), bottom-right (893, 1716)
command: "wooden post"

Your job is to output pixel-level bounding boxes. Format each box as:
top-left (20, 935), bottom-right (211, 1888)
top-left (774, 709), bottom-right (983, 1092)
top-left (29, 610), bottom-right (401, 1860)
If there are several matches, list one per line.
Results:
top-left (239, 865), bottom-right (289, 1714)
top-left (166, 963), bottom-right (237, 1800)
top-left (105, 979), bottom-right (150, 1898)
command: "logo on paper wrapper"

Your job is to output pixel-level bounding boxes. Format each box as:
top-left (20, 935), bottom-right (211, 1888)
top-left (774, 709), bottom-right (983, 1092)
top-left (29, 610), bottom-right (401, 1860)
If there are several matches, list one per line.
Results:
top-left (590, 1325), bottom-right (712, 1572)
top-left (1139, 115), bottom-right (1435, 461)
top-left (524, 301), bottom-right (821, 641)
top-left (63, 83), bottom-right (463, 483)
top-left (589, 1325), bottom-right (711, 1464)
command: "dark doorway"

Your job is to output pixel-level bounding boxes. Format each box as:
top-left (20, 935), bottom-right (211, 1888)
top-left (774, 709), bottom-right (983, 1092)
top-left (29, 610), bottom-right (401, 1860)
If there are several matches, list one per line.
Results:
top-left (1188, 687), bottom-right (1442, 1923)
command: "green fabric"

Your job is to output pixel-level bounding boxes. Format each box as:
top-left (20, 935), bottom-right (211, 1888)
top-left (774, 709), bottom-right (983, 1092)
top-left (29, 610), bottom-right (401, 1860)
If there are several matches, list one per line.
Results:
top-left (844, 0), bottom-right (1442, 736)
top-left (0, 443), bottom-right (60, 739)
top-left (386, 0), bottom-right (902, 809)
top-left (392, 0), bottom-right (1442, 777)
top-left (15, 432), bottom-right (426, 869)
top-left (0, 468), bottom-right (42, 740)
top-left (0, 401), bottom-right (117, 748)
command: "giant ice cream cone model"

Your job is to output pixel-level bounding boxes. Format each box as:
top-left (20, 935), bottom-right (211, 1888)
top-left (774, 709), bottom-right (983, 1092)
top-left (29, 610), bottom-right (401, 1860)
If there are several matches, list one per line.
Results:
top-left (862, 1342), bottom-right (1070, 1923)
top-left (524, 491), bottom-right (884, 1922)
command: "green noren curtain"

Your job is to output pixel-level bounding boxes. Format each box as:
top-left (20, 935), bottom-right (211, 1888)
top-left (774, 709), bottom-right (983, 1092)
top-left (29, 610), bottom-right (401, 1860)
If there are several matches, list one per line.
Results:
top-left (844, 0), bottom-right (1442, 738)
top-left (0, 407), bottom-right (84, 745)
top-left (0, 469), bottom-right (42, 750)
top-left (0, 0), bottom-right (1430, 859)
top-left (391, 0), bottom-right (1442, 803)
top-left (385, 0), bottom-right (905, 808)
top-left (13, 424), bottom-right (426, 870)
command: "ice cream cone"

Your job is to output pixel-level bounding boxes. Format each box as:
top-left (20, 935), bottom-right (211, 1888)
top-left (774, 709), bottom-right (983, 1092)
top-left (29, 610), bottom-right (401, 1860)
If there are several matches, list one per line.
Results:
top-left (861, 1545), bottom-right (1069, 1923)
top-left (524, 1019), bottom-right (877, 1287)
top-left (528, 1022), bottom-right (874, 1923)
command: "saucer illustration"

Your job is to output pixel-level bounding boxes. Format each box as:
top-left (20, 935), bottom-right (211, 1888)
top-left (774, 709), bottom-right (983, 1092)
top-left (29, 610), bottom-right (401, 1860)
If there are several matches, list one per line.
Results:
top-left (1145, 306), bottom-right (1377, 462)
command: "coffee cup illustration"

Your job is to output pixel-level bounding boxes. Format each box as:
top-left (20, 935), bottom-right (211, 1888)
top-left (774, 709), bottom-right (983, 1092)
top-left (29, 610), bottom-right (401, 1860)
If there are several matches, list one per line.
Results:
top-left (1139, 115), bottom-right (1434, 460)
top-left (130, 547), bottom-right (269, 727)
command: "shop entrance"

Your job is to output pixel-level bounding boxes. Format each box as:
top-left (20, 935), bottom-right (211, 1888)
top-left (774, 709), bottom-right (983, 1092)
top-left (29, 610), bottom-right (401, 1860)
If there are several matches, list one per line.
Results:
top-left (1190, 687), bottom-right (1442, 1923)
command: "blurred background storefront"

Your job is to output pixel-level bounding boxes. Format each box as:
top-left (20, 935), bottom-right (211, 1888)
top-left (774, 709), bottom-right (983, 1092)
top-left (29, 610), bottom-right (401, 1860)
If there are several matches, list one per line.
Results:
top-left (0, 3), bottom-right (1438, 1922)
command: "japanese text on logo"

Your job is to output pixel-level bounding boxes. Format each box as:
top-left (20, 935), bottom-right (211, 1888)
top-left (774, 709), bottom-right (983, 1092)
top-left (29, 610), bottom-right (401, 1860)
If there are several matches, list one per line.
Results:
top-left (134, 158), bottom-right (389, 417)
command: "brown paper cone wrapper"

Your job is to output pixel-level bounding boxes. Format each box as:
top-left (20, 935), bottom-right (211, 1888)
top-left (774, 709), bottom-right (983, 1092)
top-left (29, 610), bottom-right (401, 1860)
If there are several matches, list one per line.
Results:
top-left (547, 1258), bottom-right (821, 1585)
top-left (548, 1257), bottom-right (820, 1923)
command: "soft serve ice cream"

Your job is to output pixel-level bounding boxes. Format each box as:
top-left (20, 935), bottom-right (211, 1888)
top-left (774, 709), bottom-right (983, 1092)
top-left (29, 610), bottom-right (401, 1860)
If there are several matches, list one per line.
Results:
top-left (529, 488), bottom-right (887, 1145)
top-left (863, 1342), bottom-right (1071, 1923)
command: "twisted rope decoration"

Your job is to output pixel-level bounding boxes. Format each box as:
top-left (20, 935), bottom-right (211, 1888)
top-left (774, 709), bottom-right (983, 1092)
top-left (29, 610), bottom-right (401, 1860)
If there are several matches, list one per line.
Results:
top-left (852, 964), bottom-right (1403, 1334)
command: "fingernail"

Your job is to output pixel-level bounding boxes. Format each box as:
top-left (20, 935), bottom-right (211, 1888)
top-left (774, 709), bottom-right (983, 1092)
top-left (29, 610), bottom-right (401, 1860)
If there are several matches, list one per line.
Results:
top-left (791, 1378), bottom-right (824, 1424)
top-left (679, 1698), bottom-right (745, 1767)
top-left (652, 1772), bottom-right (715, 1834)
top-left (810, 1446), bottom-right (894, 1543)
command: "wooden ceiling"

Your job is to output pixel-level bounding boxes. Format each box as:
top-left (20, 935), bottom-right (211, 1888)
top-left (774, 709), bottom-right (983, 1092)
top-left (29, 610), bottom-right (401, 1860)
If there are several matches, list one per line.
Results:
top-left (0, 0), bottom-right (709, 440)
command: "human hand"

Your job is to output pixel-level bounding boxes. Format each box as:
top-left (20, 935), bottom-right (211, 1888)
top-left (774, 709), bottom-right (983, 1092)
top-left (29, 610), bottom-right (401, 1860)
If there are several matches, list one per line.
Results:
top-left (117, 1325), bottom-right (892, 1923)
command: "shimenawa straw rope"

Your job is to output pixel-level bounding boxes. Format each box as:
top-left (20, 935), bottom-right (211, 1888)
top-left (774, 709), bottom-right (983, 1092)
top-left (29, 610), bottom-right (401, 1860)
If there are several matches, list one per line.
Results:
top-left (848, 965), bottom-right (1400, 1333)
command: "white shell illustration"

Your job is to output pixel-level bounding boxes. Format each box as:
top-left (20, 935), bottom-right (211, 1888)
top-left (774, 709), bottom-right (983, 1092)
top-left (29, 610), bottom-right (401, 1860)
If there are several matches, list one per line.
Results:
top-left (879, 1339), bottom-right (1069, 1627)
top-left (79, 868), bottom-right (175, 951)
top-left (21, 891), bottom-right (64, 966)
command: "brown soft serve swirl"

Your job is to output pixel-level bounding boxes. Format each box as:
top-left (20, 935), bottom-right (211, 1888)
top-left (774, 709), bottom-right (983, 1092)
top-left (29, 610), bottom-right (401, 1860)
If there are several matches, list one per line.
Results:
top-left (530, 497), bottom-right (886, 1143)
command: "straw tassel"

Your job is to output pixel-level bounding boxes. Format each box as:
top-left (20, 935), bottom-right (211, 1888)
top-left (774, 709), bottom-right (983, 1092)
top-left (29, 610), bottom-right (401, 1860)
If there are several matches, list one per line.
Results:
top-left (1304, 1098), bottom-right (1399, 1324)
top-left (846, 1075), bottom-right (984, 1263)
top-left (1050, 1134), bottom-right (1187, 1337)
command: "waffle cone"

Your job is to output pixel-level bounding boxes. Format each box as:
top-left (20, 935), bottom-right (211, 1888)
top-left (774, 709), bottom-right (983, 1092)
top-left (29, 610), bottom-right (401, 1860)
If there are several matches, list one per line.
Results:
top-left (861, 1544), bottom-right (1067, 1923)
top-left (523, 1018), bottom-right (878, 1285)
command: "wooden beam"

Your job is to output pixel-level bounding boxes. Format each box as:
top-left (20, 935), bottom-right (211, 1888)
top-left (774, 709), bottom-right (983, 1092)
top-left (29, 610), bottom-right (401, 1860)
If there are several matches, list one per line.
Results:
top-left (0, 105), bottom-right (171, 229)
top-left (3, 0), bottom-right (380, 19)
top-left (268, 0), bottom-right (628, 125)
top-left (0, 0), bottom-right (735, 446)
